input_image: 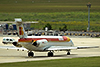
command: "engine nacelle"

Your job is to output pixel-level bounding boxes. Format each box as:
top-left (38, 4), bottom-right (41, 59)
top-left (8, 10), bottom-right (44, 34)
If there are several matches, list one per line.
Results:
top-left (12, 41), bottom-right (22, 47)
top-left (32, 39), bottom-right (48, 47)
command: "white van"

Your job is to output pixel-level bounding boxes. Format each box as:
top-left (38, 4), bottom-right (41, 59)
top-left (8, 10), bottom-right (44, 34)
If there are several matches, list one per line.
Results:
top-left (2, 37), bottom-right (15, 44)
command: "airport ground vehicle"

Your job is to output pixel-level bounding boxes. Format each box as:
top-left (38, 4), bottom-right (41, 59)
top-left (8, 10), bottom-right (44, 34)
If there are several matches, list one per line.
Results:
top-left (2, 37), bottom-right (15, 44)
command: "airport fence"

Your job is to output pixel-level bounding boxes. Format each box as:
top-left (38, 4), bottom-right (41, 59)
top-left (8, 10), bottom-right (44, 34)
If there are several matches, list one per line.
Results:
top-left (3, 30), bottom-right (100, 37)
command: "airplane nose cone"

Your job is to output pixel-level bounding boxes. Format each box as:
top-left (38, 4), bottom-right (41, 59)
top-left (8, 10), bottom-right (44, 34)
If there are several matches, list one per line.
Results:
top-left (66, 36), bottom-right (71, 42)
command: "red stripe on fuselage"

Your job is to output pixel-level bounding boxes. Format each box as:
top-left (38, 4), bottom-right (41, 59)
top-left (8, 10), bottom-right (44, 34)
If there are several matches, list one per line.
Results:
top-left (18, 36), bottom-right (68, 42)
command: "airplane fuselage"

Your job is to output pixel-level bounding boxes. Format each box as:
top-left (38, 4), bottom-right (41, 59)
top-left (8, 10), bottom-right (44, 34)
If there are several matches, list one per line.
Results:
top-left (18, 36), bottom-right (74, 51)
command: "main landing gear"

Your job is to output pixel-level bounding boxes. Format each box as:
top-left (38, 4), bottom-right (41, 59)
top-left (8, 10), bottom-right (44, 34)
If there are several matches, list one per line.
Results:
top-left (48, 51), bottom-right (70, 57)
top-left (48, 51), bottom-right (53, 57)
top-left (28, 51), bottom-right (34, 57)
top-left (67, 51), bottom-right (70, 55)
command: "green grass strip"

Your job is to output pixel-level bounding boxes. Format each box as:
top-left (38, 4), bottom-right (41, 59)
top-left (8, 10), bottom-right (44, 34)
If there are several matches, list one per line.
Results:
top-left (0, 56), bottom-right (100, 67)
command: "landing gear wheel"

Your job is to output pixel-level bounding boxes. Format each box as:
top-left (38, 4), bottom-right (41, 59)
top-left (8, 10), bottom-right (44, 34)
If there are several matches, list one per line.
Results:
top-left (48, 52), bottom-right (53, 57)
top-left (28, 52), bottom-right (34, 57)
top-left (67, 51), bottom-right (70, 55)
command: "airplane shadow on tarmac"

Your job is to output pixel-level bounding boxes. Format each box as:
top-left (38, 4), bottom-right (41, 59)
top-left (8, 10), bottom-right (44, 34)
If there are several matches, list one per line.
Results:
top-left (0, 54), bottom-right (77, 58)
top-left (29, 54), bottom-right (77, 58)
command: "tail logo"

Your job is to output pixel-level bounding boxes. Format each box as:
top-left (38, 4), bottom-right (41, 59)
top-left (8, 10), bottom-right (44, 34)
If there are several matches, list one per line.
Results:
top-left (19, 27), bottom-right (24, 35)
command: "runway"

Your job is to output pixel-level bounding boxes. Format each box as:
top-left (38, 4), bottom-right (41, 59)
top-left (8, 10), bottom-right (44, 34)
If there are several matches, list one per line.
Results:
top-left (0, 37), bottom-right (100, 63)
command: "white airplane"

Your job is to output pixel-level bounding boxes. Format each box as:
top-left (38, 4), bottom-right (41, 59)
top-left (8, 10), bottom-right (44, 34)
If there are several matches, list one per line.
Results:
top-left (0, 18), bottom-right (99, 57)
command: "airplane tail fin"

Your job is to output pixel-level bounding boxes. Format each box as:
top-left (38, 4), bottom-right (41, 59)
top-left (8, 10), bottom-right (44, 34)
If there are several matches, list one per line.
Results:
top-left (15, 18), bottom-right (27, 38)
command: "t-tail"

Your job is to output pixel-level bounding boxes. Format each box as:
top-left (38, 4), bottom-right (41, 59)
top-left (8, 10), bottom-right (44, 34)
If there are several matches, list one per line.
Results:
top-left (15, 18), bottom-right (27, 38)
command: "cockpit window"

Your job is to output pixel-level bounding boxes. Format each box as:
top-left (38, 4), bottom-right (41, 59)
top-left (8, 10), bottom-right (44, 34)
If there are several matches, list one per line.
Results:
top-left (3, 39), bottom-right (5, 40)
top-left (6, 39), bottom-right (9, 41)
top-left (10, 39), bottom-right (13, 41)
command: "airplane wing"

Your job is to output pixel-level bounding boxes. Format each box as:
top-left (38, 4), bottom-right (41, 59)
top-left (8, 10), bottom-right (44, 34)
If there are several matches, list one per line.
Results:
top-left (46, 46), bottom-right (77, 51)
top-left (0, 46), bottom-right (27, 50)
top-left (45, 46), bottom-right (99, 51)
top-left (77, 46), bottom-right (99, 49)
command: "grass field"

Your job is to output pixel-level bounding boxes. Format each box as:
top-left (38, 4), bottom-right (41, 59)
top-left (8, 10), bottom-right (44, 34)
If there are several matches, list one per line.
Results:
top-left (0, 0), bottom-right (100, 31)
top-left (0, 57), bottom-right (100, 67)
top-left (1, 12), bottom-right (99, 31)
top-left (0, 0), bottom-right (100, 12)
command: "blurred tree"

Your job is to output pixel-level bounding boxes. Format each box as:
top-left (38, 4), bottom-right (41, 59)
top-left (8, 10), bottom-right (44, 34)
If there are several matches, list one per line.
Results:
top-left (43, 23), bottom-right (52, 30)
top-left (59, 25), bottom-right (67, 32)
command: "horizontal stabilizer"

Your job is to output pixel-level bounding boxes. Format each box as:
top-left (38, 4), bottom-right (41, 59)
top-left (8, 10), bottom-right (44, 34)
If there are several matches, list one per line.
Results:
top-left (0, 46), bottom-right (27, 50)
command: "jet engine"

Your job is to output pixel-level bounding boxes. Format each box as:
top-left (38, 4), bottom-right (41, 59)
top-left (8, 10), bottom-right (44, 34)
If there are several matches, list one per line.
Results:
top-left (32, 39), bottom-right (48, 47)
top-left (12, 41), bottom-right (22, 47)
